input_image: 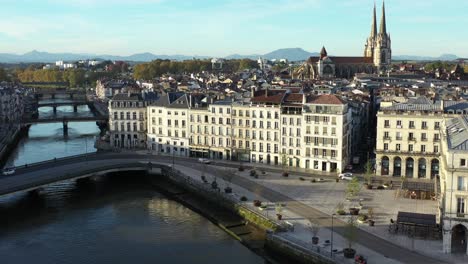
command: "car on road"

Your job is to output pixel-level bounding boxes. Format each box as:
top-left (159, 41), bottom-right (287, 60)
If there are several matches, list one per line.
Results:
top-left (2, 167), bottom-right (16, 175)
top-left (198, 158), bottom-right (211, 164)
top-left (338, 172), bottom-right (353, 180)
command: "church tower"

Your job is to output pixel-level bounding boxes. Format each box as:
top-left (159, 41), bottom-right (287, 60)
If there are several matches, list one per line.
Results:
top-left (364, 2), bottom-right (377, 58)
top-left (373, 1), bottom-right (392, 70)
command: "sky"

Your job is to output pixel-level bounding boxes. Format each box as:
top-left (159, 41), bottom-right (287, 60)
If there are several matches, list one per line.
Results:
top-left (0, 0), bottom-right (467, 57)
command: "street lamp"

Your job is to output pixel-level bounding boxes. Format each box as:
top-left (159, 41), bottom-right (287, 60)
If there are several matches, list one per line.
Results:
top-left (331, 213), bottom-right (335, 258)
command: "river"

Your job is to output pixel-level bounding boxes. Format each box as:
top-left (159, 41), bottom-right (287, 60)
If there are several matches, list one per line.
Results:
top-left (0, 103), bottom-right (265, 264)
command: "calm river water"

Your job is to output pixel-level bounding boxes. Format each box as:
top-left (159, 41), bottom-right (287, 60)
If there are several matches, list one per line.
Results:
top-left (0, 103), bottom-right (264, 264)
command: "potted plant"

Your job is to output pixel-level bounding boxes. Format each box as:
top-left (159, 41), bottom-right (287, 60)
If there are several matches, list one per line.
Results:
top-left (240, 196), bottom-right (248, 201)
top-left (346, 176), bottom-right (361, 214)
top-left (308, 218), bottom-right (321, 245)
top-left (253, 200), bottom-right (262, 207)
top-left (357, 214), bottom-right (368, 224)
top-left (343, 216), bottom-right (357, 258)
top-left (367, 207), bottom-right (375, 226)
top-left (224, 186), bottom-right (232, 193)
top-left (336, 177), bottom-right (340, 182)
top-left (238, 166), bottom-right (245, 172)
top-left (336, 202), bottom-right (346, 215)
top-left (275, 203), bottom-right (283, 220)
top-left (349, 208), bottom-right (360, 215)
top-left (250, 170), bottom-right (257, 177)
top-left (211, 179), bottom-right (218, 189)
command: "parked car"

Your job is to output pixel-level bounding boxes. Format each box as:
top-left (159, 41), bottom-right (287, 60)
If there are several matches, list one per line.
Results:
top-left (2, 167), bottom-right (16, 175)
top-left (338, 172), bottom-right (353, 180)
top-left (198, 158), bottom-right (211, 164)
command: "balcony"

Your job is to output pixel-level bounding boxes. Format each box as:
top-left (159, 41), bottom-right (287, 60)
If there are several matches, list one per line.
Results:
top-left (408, 137), bottom-right (416, 141)
top-left (383, 136), bottom-right (391, 141)
top-left (396, 137), bottom-right (402, 140)
top-left (421, 138), bottom-right (428, 142)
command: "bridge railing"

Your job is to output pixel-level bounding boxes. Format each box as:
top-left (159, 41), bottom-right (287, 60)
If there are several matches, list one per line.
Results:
top-left (14, 152), bottom-right (99, 169)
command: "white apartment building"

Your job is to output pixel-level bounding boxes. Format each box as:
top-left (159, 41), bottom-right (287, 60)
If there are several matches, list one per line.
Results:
top-left (375, 97), bottom-right (468, 179)
top-left (302, 95), bottom-right (351, 172)
top-left (147, 92), bottom-right (191, 157)
top-left (143, 90), bottom-right (354, 173)
top-left (375, 97), bottom-right (444, 179)
top-left (108, 92), bottom-right (157, 149)
top-left (440, 115), bottom-right (468, 255)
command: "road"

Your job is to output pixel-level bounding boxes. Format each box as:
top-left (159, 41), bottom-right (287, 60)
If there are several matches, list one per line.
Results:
top-left (1, 152), bottom-right (443, 264)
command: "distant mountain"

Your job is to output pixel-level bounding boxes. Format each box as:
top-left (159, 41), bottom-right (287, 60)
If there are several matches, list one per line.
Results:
top-left (263, 48), bottom-right (319, 61)
top-left (393, 54), bottom-right (459, 61)
top-left (0, 48), bottom-right (460, 63)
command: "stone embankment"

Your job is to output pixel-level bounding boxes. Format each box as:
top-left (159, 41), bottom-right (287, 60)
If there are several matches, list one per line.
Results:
top-left (155, 165), bottom-right (337, 264)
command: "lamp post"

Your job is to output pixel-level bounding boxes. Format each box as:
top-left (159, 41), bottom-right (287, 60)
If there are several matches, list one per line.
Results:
top-left (331, 214), bottom-right (335, 258)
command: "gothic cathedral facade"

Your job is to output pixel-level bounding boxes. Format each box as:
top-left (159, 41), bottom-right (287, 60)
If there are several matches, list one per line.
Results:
top-left (295, 1), bottom-right (392, 80)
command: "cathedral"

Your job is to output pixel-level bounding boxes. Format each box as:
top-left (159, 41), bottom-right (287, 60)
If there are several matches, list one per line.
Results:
top-left (295, 2), bottom-right (392, 79)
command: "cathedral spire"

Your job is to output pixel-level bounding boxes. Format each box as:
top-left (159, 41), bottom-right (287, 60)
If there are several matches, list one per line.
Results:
top-left (370, 1), bottom-right (377, 39)
top-left (320, 46), bottom-right (328, 59)
top-left (379, 0), bottom-right (387, 35)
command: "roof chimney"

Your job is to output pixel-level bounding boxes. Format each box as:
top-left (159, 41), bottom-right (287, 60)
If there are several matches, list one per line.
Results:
top-left (302, 93), bottom-right (307, 104)
top-left (265, 86), bottom-right (268, 97)
top-left (251, 86), bottom-right (256, 98)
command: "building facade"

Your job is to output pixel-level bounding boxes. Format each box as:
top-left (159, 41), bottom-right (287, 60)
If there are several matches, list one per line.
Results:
top-left (109, 92), bottom-right (157, 149)
top-left (144, 90), bottom-right (354, 173)
top-left (440, 115), bottom-right (468, 255)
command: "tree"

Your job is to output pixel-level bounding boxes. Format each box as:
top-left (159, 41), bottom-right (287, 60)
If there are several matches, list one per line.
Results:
top-left (281, 152), bottom-right (289, 174)
top-left (364, 160), bottom-right (373, 185)
top-left (346, 177), bottom-right (361, 201)
top-left (308, 218), bottom-right (320, 238)
top-left (344, 216), bottom-right (358, 250)
top-left (0, 67), bottom-right (8, 81)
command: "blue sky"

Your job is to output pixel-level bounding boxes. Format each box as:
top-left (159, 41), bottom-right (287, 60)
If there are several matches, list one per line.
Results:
top-left (0, 0), bottom-right (467, 57)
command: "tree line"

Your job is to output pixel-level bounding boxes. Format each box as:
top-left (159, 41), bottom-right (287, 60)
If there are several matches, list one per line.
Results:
top-left (9, 67), bottom-right (115, 87)
top-left (133, 59), bottom-right (258, 80)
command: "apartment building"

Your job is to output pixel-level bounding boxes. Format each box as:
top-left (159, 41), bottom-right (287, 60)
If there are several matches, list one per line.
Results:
top-left (108, 92), bottom-right (157, 148)
top-left (440, 115), bottom-right (468, 255)
top-left (375, 97), bottom-right (468, 179)
top-left (302, 95), bottom-right (351, 172)
top-left (143, 89), bottom-right (354, 173)
top-left (375, 97), bottom-right (444, 179)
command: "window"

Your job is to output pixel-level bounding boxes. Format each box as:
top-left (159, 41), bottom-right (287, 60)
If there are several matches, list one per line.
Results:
top-left (409, 144), bottom-right (413, 152)
top-left (384, 143), bottom-right (388, 151)
top-left (384, 120), bottom-right (390, 128)
top-left (435, 122), bottom-right (440, 129)
top-left (396, 120), bottom-right (402, 128)
top-left (409, 132), bottom-right (414, 140)
top-left (396, 132), bottom-right (402, 140)
top-left (322, 149), bottom-right (327, 157)
top-left (457, 197), bottom-right (465, 215)
top-left (396, 144), bottom-right (401, 151)
top-left (434, 134), bottom-right (440, 141)
top-left (331, 150), bottom-right (336, 158)
top-left (434, 145), bottom-right (439, 153)
top-left (421, 133), bottom-right (427, 141)
top-left (421, 145), bottom-right (426, 153)
top-left (422, 121), bottom-right (427, 129)
top-left (461, 159), bottom-right (467, 167)
top-left (409, 121), bottom-right (415, 128)
top-left (384, 132), bottom-right (390, 139)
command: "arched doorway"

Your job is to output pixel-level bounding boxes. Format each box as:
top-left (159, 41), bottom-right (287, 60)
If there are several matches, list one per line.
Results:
top-left (452, 224), bottom-right (468, 254)
top-left (381, 156), bottom-right (389, 176)
top-left (406, 158), bottom-right (414, 178)
top-left (418, 158), bottom-right (427, 178)
top-left (393, 157), bottom-right (401, 177)
top-left (431, 159), bottom-right (440, 179)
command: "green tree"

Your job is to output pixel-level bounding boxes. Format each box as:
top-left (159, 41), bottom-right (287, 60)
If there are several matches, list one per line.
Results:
top-left (344, 216), bottom-right (357, 249)
top-left (0, 67), bottom-right (8, 81)
top-left (346, 177), bottom-right (361, 200)
top-left (364, 160), bottom-right (373, 185)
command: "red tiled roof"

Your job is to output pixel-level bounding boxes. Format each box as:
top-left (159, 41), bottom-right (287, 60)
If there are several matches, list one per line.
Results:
top-left (308, 94), bottom-right (345, 105)
top-left (284, 93), bottom-right (303, 102)
top-left (251, 90), bottom-right (285, 104)
top-left (308, 56), bottom-right (373, 64)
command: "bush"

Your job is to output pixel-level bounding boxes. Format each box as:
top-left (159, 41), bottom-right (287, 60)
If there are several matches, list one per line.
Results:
top-left (337, 209), bottom-right (346, 215)
top-left (238, 166), bottom-right (245, 172)
top-left (311, 178), bottom-right (316, 183)
top-left (240, 196), bottom-right (248, 201)
top-left (358, 214), bottom-right (368, 222)
top-left (299, 177), bottom-right (305, 181)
